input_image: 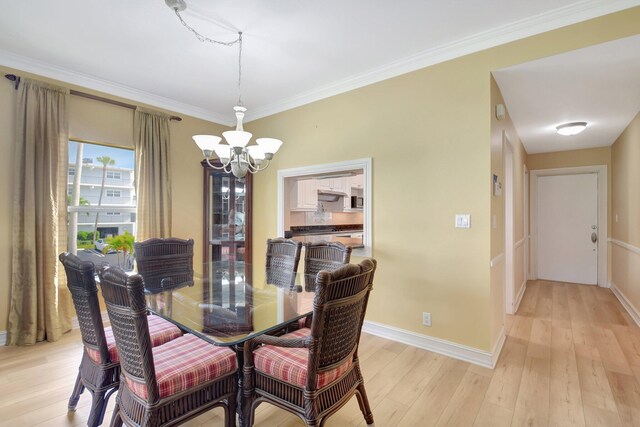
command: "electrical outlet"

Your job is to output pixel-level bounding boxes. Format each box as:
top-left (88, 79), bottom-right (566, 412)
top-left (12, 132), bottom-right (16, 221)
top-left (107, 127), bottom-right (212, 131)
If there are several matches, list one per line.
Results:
top-left (422, 312), bottom-right (432, 327)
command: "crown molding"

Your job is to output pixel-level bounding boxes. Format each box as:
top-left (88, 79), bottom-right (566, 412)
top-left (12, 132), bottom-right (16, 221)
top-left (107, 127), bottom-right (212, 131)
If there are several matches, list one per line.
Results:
top-left (2, 0), bottom-right (638, 125)
top-left (246, 0), bottom-right (640, 122)
top-left (0, 49), bottom-right (233, 125)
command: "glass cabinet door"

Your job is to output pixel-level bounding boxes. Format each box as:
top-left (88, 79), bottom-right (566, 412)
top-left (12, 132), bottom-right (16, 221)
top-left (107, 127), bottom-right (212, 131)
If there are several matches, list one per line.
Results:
top-left (202, 162), bottom-right (252, 334)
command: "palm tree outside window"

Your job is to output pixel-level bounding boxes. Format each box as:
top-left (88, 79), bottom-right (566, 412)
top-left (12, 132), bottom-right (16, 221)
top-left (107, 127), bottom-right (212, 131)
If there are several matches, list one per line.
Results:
top-left (67, 141), bottom-right (137, 267)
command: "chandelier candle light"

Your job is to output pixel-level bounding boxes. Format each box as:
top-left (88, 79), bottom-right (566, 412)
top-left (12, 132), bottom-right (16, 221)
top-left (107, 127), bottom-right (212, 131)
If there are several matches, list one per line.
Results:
top-left (166, 0), bottom-right (283, 178)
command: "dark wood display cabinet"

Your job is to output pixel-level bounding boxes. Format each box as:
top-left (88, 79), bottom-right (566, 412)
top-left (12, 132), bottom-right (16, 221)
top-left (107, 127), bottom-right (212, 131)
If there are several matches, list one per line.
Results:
top-left (202, 160), bottom-right (253, 334)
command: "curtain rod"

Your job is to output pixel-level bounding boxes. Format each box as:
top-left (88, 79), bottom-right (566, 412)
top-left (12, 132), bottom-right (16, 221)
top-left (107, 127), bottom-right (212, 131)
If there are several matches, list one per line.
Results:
top-left (4, 74), bottom-right (182, 122)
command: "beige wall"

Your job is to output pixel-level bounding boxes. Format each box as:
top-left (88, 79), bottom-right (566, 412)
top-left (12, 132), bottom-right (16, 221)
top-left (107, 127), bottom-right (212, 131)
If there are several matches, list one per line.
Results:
top-left (247, 8), bottom-right (640, 351)
top-left (527, 146), bottom-right (611, 171)
top-left (0, 66), bottom-right (227, 333)
top-left (489, 76), bottom-right (528, 347)
top-left (2, 7), bottom-right (640, 350)
top-left (611, 112), bottom-right (640, 312)
top-left (611, 113), bottom-right (640, 247)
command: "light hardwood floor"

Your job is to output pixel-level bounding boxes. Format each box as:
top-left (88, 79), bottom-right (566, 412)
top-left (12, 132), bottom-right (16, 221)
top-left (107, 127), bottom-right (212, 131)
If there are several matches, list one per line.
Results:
top-left (1, 280), bottom-right (640, 426)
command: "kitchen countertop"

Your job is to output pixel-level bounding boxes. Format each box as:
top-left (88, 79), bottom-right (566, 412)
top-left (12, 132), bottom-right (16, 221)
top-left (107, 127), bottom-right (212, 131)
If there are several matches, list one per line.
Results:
top-left (288, 223), bottom-right (363, 236)
top-left (333, 236), bottom-right (365, 248)
top-left (290, 234), bottom-right (364, 249)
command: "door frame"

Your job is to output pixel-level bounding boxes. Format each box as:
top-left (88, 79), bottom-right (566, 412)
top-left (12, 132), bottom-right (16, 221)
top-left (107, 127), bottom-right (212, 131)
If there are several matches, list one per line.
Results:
top-left (504, 135), bottom-right (515, 314)
top-left (530, 165), bottom-right (608, 287)
top-left (524, 166), bottom-right (530, 281)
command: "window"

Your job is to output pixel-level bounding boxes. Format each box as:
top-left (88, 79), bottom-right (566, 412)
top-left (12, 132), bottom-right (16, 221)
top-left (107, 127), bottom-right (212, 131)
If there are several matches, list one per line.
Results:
top-left (68, 140), bottom-right (136, 269)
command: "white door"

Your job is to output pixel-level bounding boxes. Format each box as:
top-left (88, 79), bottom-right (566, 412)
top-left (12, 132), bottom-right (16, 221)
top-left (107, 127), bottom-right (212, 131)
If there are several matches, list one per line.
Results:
top-left (537, 173), bottom-right (598, 284)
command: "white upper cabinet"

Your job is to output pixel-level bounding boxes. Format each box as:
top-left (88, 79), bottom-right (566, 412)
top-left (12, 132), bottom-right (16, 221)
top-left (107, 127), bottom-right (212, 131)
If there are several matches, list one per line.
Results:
top-left (290, 178), bottom-right (317, 211)
top-left (316, 177), bottom-right (346, 192)
top-left (350, 174), bottom-right (364, 189)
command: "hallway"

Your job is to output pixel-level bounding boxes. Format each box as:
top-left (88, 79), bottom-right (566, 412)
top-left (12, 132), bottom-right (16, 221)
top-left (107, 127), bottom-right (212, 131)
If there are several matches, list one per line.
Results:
top-left (491, 280), bottom-right (640, 426)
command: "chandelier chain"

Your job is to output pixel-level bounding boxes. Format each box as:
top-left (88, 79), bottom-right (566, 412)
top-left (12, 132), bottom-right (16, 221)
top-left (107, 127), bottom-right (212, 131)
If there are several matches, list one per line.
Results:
top-left (173, 9), bottom-right (240, 47)
top-left (172, 8), bottom-right (243, 106)
top-left (237, 32), bottom-right (243, 106)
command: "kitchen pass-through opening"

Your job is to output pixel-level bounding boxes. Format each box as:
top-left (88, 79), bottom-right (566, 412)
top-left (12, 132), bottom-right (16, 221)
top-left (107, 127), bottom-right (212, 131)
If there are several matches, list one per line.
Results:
top-left (277, 158), bottom-right (372, 257)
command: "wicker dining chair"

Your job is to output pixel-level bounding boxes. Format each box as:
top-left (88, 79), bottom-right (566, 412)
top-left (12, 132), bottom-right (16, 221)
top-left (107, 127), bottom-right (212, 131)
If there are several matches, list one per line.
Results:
top-left (134, 238), bottom-right (194, 315)
top-left (98, 265), bottom-right (238, 427)
top-left (59, 253), bottom-right (183, 427)
top-left (303, 241), bottom-right (352, 291)
top-left (242, 258), bottom-right (377, 427)
top-left (134, 237), bottom-right (194, 292)
top-left (265, 238), bottom-right (302, 291)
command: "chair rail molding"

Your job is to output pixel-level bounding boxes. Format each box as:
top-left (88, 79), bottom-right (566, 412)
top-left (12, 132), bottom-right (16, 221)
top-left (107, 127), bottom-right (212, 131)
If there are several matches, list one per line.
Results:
top-left (609, 238), bottom-right (640, 255)
top-left (490, 253), bottom-right (505, 268)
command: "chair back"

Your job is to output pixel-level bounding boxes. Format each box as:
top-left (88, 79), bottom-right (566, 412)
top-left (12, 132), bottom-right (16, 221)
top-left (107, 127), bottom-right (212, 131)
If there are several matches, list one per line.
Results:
top-left (59, 252), bottom-right (111, 364)
top-left (265, 238), bottom-right (302, 290)
top-left (306, 258), bottom-right (376, 390)
top-left (98, 266), bottom-right (160, 402)
top-left (303, 242), bottom-right (352, 290)
top-left (134, 237), bottom-right (194, 293)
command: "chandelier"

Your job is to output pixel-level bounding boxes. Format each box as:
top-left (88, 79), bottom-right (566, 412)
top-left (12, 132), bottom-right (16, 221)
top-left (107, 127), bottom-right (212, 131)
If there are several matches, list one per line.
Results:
top-left (166, 0), bottom-right (283, 178)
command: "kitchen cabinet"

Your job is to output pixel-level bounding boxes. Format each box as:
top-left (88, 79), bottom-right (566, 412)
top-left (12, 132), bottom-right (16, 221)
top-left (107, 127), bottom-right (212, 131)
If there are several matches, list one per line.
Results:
top-left (350, 174), bottom-right (364, 189)
top-left (316, 177), bottom-right (346, 192)
top-left (343, 174), bottom-right (364, 210)
top-left (290, 178), bottom-right (318, 211)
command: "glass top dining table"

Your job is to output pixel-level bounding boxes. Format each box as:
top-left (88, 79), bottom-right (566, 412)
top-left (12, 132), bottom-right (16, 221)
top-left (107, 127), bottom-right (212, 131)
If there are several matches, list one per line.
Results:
top-left (142, 261), bottom-right (315, 347)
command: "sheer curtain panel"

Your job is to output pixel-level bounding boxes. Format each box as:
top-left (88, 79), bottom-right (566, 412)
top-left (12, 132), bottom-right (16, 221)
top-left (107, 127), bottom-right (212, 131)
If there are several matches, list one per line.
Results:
top-left (8, 78), bottom-right (72, 345)
top-left (134, 107), bottom-right (172, 241)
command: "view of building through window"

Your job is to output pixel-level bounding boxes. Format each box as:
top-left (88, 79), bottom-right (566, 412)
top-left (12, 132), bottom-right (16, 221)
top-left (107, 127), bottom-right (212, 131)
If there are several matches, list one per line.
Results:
top-left (67, 140), bottom-right (136, 269)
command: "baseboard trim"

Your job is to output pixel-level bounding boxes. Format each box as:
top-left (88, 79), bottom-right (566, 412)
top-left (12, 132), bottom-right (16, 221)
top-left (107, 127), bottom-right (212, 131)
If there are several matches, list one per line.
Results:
top-left (610, 281), bottom-right (640, 328)
top-left (513, 280), bottom-right (527, 313)
top-left (362, 320), bottom-right (503, 369)
top-left (491, 327), bottom-right (506, 368)
top-left (0, 330), bottom-right (6, 346)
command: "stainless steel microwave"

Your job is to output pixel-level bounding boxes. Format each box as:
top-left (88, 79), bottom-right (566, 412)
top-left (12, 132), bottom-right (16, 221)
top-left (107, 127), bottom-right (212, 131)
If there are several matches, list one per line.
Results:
top-left (351, 196), bottom-right (364, 208)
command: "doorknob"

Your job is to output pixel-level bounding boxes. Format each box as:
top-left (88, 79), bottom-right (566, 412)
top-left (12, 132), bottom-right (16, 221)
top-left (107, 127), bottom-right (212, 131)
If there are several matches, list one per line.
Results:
top-left (591, 232), bottom-right (598, 243)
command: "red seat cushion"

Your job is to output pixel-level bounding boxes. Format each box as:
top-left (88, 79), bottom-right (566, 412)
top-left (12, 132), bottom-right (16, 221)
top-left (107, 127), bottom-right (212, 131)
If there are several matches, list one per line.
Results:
top-left (254, 328), bottom-right (352, 389)
top-left (86, 314), bottom-right (182, 364)
top-left (125, 334), bottom-right (237, 399)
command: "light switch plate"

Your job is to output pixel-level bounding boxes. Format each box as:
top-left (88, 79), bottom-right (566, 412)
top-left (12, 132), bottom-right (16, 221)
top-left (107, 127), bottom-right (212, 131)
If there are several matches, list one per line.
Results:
top-left (455, 214), bottom-right (471, 228)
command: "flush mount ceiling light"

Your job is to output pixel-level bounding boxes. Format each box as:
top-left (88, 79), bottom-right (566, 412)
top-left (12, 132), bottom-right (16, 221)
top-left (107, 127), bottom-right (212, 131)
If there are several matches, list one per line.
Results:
top-left (166, 0), bottom-right (283, 178)
top-left (556, 121), bottom-right (588, 136)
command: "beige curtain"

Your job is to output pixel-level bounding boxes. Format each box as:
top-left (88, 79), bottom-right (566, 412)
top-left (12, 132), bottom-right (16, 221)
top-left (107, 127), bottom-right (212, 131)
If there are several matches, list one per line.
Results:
top-left (134, 107), bottom-right (172, 240)
top-left (8, 78), bottom-right (72, 345)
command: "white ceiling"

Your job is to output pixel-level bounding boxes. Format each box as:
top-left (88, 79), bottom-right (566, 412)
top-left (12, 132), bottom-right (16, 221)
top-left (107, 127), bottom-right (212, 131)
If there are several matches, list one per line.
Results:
top-left (0, 0), bottom-right (638, 125)
top-left (494, 35), bottom-right (640, 154)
